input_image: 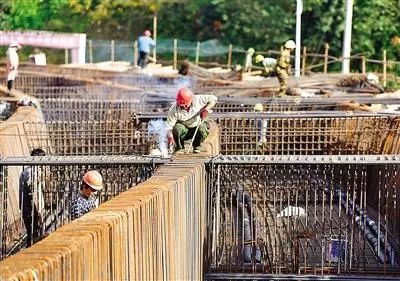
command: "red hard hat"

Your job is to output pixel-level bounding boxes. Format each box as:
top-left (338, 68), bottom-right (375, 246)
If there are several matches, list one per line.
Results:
top-left (144, 30), bottom-right (151, 36)
top-left (176, 88), bottom-right (193, 106)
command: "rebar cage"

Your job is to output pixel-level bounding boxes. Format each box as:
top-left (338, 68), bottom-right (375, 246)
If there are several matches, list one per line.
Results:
top-left (205, 155), bottom-right (400, 278)
top-left (22, 120), bottom-right (156, 156)
top-left (0, 156), bottom-right (166, 260)
top-left (215, 113), bottom-right (400, 155)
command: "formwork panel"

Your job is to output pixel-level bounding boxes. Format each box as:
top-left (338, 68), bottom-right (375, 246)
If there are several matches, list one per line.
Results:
top-left (205, 156), bottom-right (400, 277)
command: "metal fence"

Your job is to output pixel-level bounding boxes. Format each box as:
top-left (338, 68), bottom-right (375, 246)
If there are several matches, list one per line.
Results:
top-left (0, 155), bottom-right (167, 260)
top-left (205, 155), bottom-right (400, 278)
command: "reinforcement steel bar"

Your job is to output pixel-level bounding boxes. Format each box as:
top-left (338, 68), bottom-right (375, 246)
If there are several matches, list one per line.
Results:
top-left (211, 155), bottom-right (400, 164)
top-left (133, 111), bottom-right (398, 119)
top-left (206, 273), bottom-right (400, 280)
top-left (0, 155), bottom-right (171, 165)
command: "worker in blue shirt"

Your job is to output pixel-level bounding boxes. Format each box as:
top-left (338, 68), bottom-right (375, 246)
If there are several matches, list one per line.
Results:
top-left (137, 30), bottom-right (156, 68)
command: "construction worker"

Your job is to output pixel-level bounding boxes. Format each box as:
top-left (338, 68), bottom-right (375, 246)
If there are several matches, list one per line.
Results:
top-left (70, 170), bottom-right (103, 220)
top-left (254, 103), bottom-right (267, 145)
top-left (243, 47), bottom-right (255, 72)
top-left (166, 87), bottom-right (217, 154)
top-left (19, 148), bottom-right (46, 246)
top-left (275, 40), bottom-right (296, 96)
top-left (6, 42), bottom-right (21, 91)
top-left (137, 30), bottom-right (156, 68)
top-left (255, 54), bottom-right (277, 76)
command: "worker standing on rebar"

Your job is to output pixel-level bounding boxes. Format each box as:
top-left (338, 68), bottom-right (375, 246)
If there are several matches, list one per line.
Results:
top-left (137, 30), bottom-right (156, 68)
top-left (70, 170), bottom-right (103, 220)
top-left (19, 148), bottom-right (46, 247)
top-left (6, 42), bottom-right (21, 91)
top-left (275, 40), bottom-right (296, 97)
top-left (166, 87), bottom-right (217, 154)
top-left (243, 47), bottom-right (255, 72)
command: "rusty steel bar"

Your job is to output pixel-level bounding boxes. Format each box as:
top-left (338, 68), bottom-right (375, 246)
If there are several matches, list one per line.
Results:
top-left (0, 160), bottom-right (208, 280)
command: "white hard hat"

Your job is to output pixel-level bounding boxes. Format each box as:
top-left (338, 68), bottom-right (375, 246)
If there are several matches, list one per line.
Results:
top-left (255, 54), bottom-right (264, 64)
top-left (9, 42), bottom-right (21, 48)
top-left (254, 103), bottom-right (264, 112)
top-left (284, 40), bottom-right (296, 49)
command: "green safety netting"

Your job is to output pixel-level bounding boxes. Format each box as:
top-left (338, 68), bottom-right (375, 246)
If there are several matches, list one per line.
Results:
top-left (87, 39), bottom-right (245, 63)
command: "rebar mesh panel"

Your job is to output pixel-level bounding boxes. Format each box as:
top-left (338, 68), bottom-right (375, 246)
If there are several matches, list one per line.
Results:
top-left (0, 160), bottom-right (160, 259)
top-left (216, 116), bottom-right (395, 155)
top-left (206, 161), bottom-right (400, 276)
top-left (40, 98), bottom-right (142, 122)
top-left (23, 120), bottom-right (154, 156)
top-left (0, 75), bottom-right (85, 88)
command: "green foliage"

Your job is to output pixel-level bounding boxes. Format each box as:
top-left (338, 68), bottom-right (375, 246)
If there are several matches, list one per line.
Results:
top-left (1, 0), bottom-right (399, 69)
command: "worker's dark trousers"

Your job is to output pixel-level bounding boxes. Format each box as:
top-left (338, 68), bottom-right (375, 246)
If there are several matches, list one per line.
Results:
top-left (137, 51), bottom-right (149, 68)
top-left (173, 123), bottom-right (208, 151)
top-left (7, 80), bottom-right (13, 90)
top-left (22, 204), bottom-right (41, 247)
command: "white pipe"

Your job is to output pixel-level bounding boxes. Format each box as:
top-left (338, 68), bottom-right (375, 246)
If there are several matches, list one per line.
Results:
top-left (342, 0), bottom-right (354, 74)
top-left (295, 0), bottom-right (302, 77)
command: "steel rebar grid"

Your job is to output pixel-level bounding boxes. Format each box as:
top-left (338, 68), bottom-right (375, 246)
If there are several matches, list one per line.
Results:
top-left (20, 120), bottom-right (156, 156)
top-left (0, 159), bottom-right (162, 260)
top-left (40, 98), bottom-right (143, 122)
top-left (132, 112), bottom-right (399, 155)
top-left (205, 159), bottom-right (400, 276)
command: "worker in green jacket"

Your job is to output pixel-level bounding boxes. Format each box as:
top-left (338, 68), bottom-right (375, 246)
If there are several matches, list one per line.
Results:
top-left (275, 40), bottom-right (296, 97)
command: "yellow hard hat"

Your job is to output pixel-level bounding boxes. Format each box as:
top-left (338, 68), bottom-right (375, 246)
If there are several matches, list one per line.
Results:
top-left (247, 47), bottom-right (255, 54)
top-left (255, 54), bottom-right (264, 64)
top-left (284, 40), bottom-right (296, 49)
top-left (83, 170), bottom-right (104, 191)
top-left (254, 103), bottom-right (264, 112)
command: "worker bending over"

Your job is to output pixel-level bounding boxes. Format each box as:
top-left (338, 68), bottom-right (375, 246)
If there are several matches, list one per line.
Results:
top-left (70, 170), bottom-right (103, 220)
top-left (275, 40), bottom-right (296, 97)
top-left (166, 88), bottom-right (217, 154)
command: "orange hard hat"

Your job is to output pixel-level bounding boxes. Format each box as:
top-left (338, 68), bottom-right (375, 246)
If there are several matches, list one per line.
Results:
top-left (144, 30), bottom-right (151, 36)
top-left (176, 87), bottom-right (193, 106)
top-left (83, 170), bottom-right (103, 191)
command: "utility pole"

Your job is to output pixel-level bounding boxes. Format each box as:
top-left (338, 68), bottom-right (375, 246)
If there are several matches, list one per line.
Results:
top-left (295, 0), bottom-right (302, 77)
top-left (342, 0), bottom-right (354, 74)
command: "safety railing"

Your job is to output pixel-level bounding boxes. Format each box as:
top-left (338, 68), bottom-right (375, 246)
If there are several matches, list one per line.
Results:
top-left (0, 155), bottom-right (166, 260)
top-left (205, 155), bottom-right (400, 278)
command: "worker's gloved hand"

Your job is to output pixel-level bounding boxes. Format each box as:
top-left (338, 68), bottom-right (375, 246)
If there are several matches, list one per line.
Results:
top-left (200, 107), bottom-right (208, 120)
top-left (167, 132), bottom-right (174, 145)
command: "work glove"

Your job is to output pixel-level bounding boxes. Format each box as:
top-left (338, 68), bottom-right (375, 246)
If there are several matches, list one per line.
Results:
top-left (167, 132), bottom-right (174, 145)
top-left (200, 107), bottom-right (208, 120)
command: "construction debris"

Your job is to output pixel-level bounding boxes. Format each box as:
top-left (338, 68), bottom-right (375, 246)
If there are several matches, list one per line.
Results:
top-left (337, 74), bottom-right (385, 94)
